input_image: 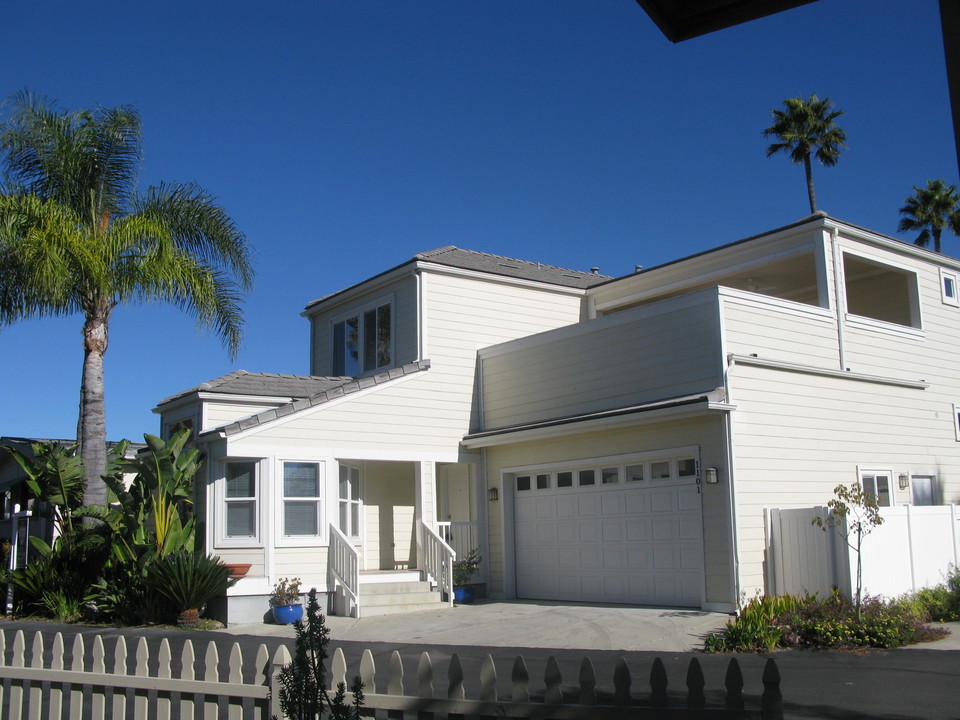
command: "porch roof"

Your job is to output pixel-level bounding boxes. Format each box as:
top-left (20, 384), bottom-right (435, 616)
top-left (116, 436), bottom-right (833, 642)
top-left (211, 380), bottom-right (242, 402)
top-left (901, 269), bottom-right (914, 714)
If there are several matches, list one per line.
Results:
top-left (462, 388), bottom-right (733, 448)
top-left (156, 370), bottom-right (354, 407)
top-left (201, 359), bottom-right (432, 439)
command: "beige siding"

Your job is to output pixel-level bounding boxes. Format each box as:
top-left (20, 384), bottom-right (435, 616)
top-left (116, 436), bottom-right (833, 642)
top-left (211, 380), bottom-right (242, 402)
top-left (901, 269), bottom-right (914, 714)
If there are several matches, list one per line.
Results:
top-left (728, 362), bottom-right (960, 597)
top-left (482, 416), bottom-right (732, 608)
top-left (212, 548), bottom-right (266, 577)
top-left (721, 296), bottom-right (839, 366)
top-left (362, 460), bottom-right (416, 570)
top-left (481, 291), bottom-right (723, 430)
top-left (274, 546), bottom-right (328, 588)
top-left (309, 275), bottom-right (419, 375)
top-left (204, 401), bottom-right (283, 432)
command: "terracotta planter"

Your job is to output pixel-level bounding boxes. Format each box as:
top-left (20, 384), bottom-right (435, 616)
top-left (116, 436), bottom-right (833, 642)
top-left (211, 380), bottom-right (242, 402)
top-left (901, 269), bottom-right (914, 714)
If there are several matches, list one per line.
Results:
top-left (223, 563), bottom-right (252, 578)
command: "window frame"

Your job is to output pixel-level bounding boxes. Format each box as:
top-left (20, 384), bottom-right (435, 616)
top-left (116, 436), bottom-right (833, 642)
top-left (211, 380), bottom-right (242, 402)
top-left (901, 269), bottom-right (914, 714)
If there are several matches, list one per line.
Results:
top-left (941, 268), bottom-right (960, 307)
top-left (330, 294), bottom-right (395, 376)
top-left (857, 467), bottom-right (894, 508)
top-left (217, 459), bottom-right (263, 548)
top-left (277, 460), bottom-right (326, 546)
top-left (338, 463), bottom-right (363, 541)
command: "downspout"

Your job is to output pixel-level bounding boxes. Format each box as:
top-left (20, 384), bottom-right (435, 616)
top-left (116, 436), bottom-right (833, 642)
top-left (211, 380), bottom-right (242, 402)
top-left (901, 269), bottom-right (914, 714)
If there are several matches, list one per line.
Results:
top-left (415, 270), bottom-right (424, 360)
top-left (830, 224), bottom-right (848, 371)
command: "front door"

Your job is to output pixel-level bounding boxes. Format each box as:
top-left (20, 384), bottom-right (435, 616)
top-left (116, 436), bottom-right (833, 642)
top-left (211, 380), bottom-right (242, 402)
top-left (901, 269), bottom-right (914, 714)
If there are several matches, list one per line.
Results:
top-left (339, 464), bottom-right (363, 553)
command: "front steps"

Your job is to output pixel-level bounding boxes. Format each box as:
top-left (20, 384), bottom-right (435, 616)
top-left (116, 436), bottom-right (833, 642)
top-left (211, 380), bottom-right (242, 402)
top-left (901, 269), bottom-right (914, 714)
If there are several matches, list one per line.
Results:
top-left (358, 571), bottom-right (447, 617)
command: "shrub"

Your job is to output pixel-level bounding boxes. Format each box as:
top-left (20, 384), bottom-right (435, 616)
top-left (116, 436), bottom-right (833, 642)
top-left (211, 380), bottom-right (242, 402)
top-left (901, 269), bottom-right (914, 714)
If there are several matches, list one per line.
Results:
top-left (142, 552), bottom-right (236, 627)
top-left (704, 592), bottom-right (804, 652)
top-left (453, 548), bottom-right (482, 587)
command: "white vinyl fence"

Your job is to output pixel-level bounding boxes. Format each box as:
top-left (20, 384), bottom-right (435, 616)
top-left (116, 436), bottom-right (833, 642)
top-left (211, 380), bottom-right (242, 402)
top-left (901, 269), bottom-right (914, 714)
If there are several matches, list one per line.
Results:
top-left (767, 504), bottom-right (960, 599)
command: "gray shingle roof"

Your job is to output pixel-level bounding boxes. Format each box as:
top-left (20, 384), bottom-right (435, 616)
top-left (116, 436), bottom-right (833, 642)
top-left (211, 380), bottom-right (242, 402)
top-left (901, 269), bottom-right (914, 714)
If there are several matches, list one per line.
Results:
top-left (414, 246), bottom-right (612, 288)
top-left (204, 360), bottom-right (431, 438)
top-left (157, 370), bottom-right (354, 407)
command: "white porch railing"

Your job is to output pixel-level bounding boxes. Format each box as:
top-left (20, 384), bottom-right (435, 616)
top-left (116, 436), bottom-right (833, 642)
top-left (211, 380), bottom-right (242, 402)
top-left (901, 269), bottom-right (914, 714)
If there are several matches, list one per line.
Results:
top-left (437, 520), bottom-right (483, 577)
top-left (420, 521), bottom-right (455, 606)
top-left (328, 524), bottom-right (361, 618)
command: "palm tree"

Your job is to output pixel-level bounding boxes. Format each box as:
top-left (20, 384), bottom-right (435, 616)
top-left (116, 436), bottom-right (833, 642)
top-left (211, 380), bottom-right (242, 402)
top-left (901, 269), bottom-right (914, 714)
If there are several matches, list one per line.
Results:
top-left (763, 94), bottom-right (847, 214)
top-left (898, 179), bottom-right (960, 254)
top-left (0, 91), bottom-right (254, 506)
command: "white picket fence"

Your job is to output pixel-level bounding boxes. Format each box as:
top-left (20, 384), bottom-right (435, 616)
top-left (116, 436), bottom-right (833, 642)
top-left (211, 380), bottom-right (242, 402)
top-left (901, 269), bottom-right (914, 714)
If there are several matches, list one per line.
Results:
top-left (767, 504), bottom-right (960, 598)
top-left (0, 628), bottom-right (784, 719)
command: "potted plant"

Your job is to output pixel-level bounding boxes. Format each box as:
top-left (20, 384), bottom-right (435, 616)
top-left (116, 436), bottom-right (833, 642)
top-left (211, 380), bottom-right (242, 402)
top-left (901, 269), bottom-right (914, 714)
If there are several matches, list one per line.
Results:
top-left (452, 548), bottom-right (482, 604)
top-left (271, 577), bottom-right (304, 624)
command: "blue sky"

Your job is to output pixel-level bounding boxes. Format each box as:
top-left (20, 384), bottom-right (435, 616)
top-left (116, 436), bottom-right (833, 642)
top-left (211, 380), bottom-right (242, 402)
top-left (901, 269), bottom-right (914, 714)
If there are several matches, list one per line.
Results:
top-left (1, 0), bottom-right (955, 443)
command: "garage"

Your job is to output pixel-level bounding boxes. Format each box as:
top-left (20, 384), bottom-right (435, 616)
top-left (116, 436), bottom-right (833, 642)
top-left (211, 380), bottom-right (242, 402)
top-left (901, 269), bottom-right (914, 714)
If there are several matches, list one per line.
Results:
top-left (512, 452), bottom-right (704, 607)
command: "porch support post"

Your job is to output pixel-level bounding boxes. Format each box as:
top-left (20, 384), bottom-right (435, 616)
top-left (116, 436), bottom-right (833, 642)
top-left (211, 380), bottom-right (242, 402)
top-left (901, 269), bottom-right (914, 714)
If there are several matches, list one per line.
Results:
top-left (415, 461), bottom-right (437, 571)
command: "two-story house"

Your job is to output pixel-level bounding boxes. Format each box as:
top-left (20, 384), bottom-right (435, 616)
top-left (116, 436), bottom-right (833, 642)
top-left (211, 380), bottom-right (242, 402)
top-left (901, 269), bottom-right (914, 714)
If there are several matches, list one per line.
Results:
top-left (156, 213), bottom-right (960, 622)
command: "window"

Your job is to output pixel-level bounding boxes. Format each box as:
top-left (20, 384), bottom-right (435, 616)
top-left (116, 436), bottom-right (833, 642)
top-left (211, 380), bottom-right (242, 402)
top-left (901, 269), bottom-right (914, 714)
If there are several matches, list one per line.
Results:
top-left (578, 469), bottom-right (596, 486)
top-left (859, 469), bottom-right (892, 507)
top-left (911, 475), bottom-right (936, 506)
top-left (282, 462), bottom-right (321, 537)
top-left (941, 269), bottom-right (959, 307)
top-left (536, 473), bottom-right (551, 490)
top-left (339, 464), bottom-right (362, 538)
top-left (224, 462), bottom-right (258, 538)
top-left (332, 301), bottom-right (392, 375)
top-left (678, 458), bottom-right (697, 477)
top-left (651, 461), bottom-right (671, 480)
top-left (601, 467), bottom-right (619, 484)
top-left (557, 471), bottom-right (573, 488)
top-left (843, 253), bottom-right (920, 328)
top-left (166, 417), bottom-right (194, 441)
top-left (625, 464), bottom-right (644, 482)
top-left (516, 475), bottom-right (532, 492)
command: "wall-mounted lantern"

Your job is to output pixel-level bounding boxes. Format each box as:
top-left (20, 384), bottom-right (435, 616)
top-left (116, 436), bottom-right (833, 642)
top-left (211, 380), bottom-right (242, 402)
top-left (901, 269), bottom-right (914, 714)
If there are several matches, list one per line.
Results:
top-left (488, 487), bottom-right (499, 502)
top-left (704, 467), bottom-right (719, 484)
top-left (899, 473), bottom-right (910, 490)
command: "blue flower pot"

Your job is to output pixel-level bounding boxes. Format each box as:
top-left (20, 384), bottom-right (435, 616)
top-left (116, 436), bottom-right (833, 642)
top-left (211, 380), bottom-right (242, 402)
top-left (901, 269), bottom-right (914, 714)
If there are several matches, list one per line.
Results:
top-left (453, 586), bottom-right (475, 604)
top-left (272, 604), bottom-right (304, 624)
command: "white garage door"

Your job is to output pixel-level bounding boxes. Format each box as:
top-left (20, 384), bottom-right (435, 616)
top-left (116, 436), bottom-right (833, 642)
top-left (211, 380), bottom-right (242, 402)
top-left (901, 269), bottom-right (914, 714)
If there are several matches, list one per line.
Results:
top-left (513, 454), bottom-right (704, 607)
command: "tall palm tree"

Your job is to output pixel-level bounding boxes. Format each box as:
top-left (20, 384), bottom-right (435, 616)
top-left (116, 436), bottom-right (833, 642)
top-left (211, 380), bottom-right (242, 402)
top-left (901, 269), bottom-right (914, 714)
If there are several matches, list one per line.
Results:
top-left (0, 91), bottom-right (254, 506)
top-left (898, 179), bottom-right (960, 254)
top-left (763, 94), bottom-right (847, 214)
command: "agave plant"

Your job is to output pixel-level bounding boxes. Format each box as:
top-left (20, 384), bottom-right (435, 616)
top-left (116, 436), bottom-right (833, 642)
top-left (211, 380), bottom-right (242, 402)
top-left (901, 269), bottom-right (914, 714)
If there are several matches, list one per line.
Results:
top-left (142, 552), bottom-right (236, 627)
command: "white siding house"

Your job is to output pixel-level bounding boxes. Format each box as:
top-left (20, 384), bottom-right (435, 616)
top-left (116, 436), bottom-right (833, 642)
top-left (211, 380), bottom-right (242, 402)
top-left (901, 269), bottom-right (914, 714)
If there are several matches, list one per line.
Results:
top-left (155, 214), bottom-right (960, 621)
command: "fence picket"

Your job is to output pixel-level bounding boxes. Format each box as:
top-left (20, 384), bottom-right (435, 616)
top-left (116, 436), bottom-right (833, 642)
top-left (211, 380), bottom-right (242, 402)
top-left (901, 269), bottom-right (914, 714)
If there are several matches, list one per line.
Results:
top-left (91, 634), bottom-right (106, 719)
top-left (157, 639), bottom-right (173, 720)
top-left (133, 637), bottom-right (150, 718)
top-left (204, 640), bottom-right (220, 719)
top-left (544, 656), bottom-right (562, 704)
top-left (686, 657), bottom-right (705, 708)
top-left (479, 654), bottom-right (496, 702)
top-left (48, 633), bottom-right (64, 719)
top-left (510, 655), bottom-right (529, 703)
top-left (578, 656), bottom-right (597, 705)
top-left (227, 643), bottom-right (244, 720)
top-left (387, 651), bottom-right (405, 720)
top-left (68, 633), bottom-right (83, 720)
top-left (180, 639), bottom-right (196, 720)
top-left (28, 631), bottom-right (43, 720)
top-left (9, 631), bottom-right (24, 720)
top-left (112, 636), bottom-right (128, 719)
top-left (761, 658), bottom-right (782, 719)
top-left (360, 648), bottom-right (376, 693)
top-left (650, 657), bottom-right (668, 708)
top-left (331, 646), bottom-right (346, 688)
top-left (417, 651), bottom-right (434, 697)
top-left (447, 652), bottom-right (465, 699)
top-left (612, 657), bottom-right (631, 706)
top-left (725, 657), bottom-right (744, 710)
top-left (270, 645), bottom-right (291, 720)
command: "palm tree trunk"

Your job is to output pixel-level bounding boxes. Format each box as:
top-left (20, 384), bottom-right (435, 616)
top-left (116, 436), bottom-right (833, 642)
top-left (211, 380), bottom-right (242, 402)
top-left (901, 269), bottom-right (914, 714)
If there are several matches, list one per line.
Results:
top-left (934, 227), bottom-right (943, 254)
top-left (80, 310), bottom-right (110, 507)
top-left (804, 154), bottom-right (817, 213)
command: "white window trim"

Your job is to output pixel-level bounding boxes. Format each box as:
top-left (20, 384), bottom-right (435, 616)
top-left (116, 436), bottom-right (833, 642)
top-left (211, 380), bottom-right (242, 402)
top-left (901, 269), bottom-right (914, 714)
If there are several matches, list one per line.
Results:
top-left (953, 403), bottom-right (960, 442)
top-left (329, 292), bottom-right (396, 376)
top-left (275, 459), bottom-right (328, 547)
top-left (856, 466), bottom-right (895, 508)
top-left (941, 268), bottom-right (960, 307)
top-left (215, 458), bottom-right (265, 549)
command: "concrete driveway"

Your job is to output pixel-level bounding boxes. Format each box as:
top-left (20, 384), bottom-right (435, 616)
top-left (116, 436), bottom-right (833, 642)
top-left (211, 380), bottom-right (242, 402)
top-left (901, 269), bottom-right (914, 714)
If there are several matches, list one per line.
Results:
top-left (218, 600), bottom-right (732, 652)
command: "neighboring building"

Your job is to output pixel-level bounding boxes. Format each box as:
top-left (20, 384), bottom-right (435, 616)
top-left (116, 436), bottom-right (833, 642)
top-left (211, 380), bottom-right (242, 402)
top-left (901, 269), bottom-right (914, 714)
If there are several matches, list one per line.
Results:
top-left (155, 214), bottom-right (960, 621)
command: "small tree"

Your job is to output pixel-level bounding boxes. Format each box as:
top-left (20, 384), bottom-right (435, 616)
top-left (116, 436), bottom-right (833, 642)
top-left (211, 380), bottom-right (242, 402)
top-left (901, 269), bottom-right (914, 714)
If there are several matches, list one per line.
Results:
top-left (274, 588), bottom-right (364, 720)
top-left (812, 483), bottom-right (884, 621)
